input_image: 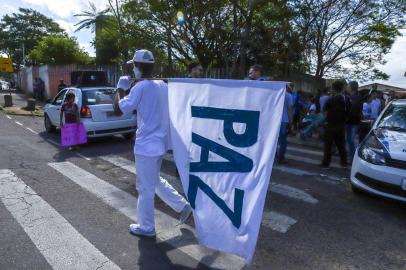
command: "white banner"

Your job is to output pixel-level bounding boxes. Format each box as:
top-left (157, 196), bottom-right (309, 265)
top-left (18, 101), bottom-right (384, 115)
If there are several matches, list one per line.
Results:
top-left (168, 79), bottom-right (286, 264)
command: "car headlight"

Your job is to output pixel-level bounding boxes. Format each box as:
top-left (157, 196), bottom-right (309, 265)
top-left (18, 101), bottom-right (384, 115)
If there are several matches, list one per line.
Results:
top-left (358, 133), bottom-right (386, 165)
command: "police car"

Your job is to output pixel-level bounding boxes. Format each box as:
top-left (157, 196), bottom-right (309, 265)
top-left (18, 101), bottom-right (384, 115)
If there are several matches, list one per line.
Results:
top-left (351, 99), bottom-right (406, 202)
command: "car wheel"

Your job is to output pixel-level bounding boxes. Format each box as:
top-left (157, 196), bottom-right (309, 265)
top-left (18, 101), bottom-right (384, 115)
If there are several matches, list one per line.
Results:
top-left (44, 114), bottom-right (56, 133)
top-left (351, 184), bottom-right (363, 195)
top-left (123, 132), bottom-right (134, 139)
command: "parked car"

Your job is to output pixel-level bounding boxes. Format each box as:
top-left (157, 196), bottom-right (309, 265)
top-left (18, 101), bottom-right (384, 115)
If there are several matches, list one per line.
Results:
top-left (351, 99), bottom-right (406, 202)
top-left (43, 86), bottom-right (136, 139)
top-left (0, 80), bottom-right (10, 90)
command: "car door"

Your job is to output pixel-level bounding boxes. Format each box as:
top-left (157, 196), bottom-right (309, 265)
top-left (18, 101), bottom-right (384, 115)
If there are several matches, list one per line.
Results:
top-left (47, 89), bottom-right (68, 127)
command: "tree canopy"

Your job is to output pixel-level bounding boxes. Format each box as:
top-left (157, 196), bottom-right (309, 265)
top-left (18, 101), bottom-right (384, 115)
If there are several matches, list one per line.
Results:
top-left (28, 35), bottom-right (91, 65)
top-left (76, 0), bottom-right (406, 81)
top-left (0, 8), bottom-right (65, 66)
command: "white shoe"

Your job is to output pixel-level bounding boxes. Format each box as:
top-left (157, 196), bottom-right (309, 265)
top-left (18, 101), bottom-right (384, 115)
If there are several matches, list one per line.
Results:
top-left (179, 204), bottom-right (193, 224)
top-left (129, 224), bottom-right (156, 237)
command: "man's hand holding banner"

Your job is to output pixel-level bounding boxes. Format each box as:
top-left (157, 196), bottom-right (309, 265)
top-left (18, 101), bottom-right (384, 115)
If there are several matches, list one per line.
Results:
top-left (168, 79), bottom-right (286, 264)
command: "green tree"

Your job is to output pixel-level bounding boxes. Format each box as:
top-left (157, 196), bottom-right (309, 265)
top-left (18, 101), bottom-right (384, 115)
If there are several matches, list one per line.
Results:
top-left (28, 35), bottom-right (91, 65)
top-left (290, 0), bottom-right (406, 80)
top-left (0, 8), bottom-right (65, 66)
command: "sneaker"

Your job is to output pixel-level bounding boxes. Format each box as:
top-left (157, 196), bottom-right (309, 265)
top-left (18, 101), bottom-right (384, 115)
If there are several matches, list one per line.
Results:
top-left (129, 224), bottom-right (156, 237)
top-left (179, 204), bottom-right (192, 224)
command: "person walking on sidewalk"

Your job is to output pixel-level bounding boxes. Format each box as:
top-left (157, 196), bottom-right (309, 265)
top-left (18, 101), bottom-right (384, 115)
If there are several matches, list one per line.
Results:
top-left (277, 84), bottom-right (293, 164)
top-left (320, 81), bottom-right (350, 168)
top-left (113, 49), bottom-right (192, 237)
top-left (346, 81), bottom-right (363, 162)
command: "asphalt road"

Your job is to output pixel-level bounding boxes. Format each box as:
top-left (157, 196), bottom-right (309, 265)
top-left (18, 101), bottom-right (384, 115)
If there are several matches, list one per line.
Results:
top-left (0, 112), bottom-right (405, 270)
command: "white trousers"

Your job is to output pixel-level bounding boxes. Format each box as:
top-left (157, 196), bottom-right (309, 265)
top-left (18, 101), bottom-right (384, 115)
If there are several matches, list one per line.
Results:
top-left (135, 154), bottom-right (188, 231)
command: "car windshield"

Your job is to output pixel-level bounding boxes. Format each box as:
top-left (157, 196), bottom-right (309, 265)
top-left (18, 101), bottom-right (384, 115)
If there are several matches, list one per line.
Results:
top-left (377, 103), bottom-right (406, 132)
top-left (82, 88), bottom-right (116, 105)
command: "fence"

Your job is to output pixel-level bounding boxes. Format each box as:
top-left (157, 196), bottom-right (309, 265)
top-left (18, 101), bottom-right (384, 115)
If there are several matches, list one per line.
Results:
top-left (18, 64), bottom-right (326, 98)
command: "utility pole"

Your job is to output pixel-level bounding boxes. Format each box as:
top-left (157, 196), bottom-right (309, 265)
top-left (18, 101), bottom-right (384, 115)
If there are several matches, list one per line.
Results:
top-left (22, 43), bottom-right (26, 66)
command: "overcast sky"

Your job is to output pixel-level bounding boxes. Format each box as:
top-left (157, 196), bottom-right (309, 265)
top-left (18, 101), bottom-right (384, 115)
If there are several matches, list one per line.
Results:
top-left (1, 0), bottom-right (405, 88)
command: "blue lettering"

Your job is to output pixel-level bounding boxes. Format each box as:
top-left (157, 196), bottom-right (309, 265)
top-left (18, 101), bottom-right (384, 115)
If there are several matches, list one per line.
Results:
top-left (191, 106), bottom-right (259, 147)
top-left (188, 174), bottom-right (244, 228)
top-left (190, 133), bottom-right (253, 172)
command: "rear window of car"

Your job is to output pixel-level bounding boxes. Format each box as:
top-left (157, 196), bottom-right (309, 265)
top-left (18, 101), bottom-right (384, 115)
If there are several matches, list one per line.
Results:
top-left (82, 88), bottom-right (116, 105)
top-left (377, 103), bottom-right (406, 131)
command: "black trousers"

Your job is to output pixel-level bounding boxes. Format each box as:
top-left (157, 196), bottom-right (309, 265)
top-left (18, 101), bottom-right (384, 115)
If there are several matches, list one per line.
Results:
top-left (322, 124), bottom-right (347, 166)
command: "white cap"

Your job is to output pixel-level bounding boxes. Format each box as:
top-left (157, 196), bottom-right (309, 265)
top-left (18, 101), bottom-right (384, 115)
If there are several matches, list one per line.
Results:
top-left (116, 76), bottom-right (131, 90)
top-left (126, 49), bottom-right (155, 64)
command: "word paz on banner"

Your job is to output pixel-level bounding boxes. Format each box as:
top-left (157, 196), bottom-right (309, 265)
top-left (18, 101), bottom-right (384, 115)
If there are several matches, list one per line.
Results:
top-left (188, 106), bottom-right (260, 228)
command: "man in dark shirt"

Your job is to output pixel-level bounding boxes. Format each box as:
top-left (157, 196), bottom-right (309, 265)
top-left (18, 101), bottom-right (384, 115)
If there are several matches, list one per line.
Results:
top-left (346, 81), bottom-right (363, 162)
top-left (321, 81), bottom-right (349, 168)
top-left (58, 79), bottom-right (67, 92)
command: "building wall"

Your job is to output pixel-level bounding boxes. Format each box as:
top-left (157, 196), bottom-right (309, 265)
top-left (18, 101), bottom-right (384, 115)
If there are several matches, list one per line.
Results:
top-left (47, 64), bottom-right (77, 98)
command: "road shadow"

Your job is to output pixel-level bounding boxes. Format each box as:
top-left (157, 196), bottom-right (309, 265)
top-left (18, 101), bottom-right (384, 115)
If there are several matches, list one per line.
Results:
top-left (38, 130), bottom-right (132, 161)
top-left (137, 227), bottom-right (225, 270)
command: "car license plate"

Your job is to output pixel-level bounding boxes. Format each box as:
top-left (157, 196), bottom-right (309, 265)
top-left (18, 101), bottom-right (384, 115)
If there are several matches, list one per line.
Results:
top-left (402, 179), bottom-right (406, 191)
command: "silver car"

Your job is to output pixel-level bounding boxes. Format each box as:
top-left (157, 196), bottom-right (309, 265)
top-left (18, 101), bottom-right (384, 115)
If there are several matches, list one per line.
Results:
top-left (44, 87), bottom-right (136, 138)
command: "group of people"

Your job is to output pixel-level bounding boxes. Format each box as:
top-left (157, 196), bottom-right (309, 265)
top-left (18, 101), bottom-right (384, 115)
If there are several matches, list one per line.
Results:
top-left (33, 78), bottom-right (67, 101)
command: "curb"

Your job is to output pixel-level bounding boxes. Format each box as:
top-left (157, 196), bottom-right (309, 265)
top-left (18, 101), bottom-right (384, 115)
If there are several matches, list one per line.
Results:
top-left (0, 105), bottom-right (44, 117)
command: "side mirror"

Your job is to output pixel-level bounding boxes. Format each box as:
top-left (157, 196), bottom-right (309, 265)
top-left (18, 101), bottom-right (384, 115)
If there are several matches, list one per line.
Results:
top-left (46, 98), bottom-right (52, 104)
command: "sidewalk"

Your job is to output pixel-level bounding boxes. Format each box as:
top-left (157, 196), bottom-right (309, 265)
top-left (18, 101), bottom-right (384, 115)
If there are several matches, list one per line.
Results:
top-left (0, 89), bottom-right (44, 117)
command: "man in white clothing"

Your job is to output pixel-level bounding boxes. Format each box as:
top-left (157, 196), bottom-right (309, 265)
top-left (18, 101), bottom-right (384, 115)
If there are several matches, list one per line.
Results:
top-left (113, 49), bottom-right (192, 237)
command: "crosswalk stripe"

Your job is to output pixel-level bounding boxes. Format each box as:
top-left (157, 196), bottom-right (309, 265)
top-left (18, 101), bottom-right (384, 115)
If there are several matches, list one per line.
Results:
top-left (48, 162), bottom-right (245, 269)
top-left (284, 153), bottom-right (344, 169)
top-left (262, 211), bottom-right (297, 233)
top-left (100, 155), bottom-right (184, 193)
top-left (287, 145), bottom-right (323, 156)
top-left (100, 155), bottom-right (302, 232)
top-left (269, 183), bottom-right (318, 204)
top-left (0, 169), bottom-right (121, 270)
top-left (273, 165), bottom-right (345, 182)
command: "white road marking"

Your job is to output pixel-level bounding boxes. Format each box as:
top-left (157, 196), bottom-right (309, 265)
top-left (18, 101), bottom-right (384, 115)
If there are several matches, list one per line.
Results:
top-left (26, 127), bottom-right (38, 135)
top-left (101, 155), bottom-right (300, 233)
top-left (6, 115), bottom-right (12, 119)
top-left (287, 145), bottom-right (323, 156)
top-left (0, 169), bottom-right (121, 270)
top-left (76, 153), bottom-right (91, 161)
top-left (269, 183), bottom-right (318, 204)
top-left (262, 211), bottom-right (297, 233)
top-left (15, 121), bottom-right (23, 126)
top-left (273, 165), bottom-right (345, 182)
top-left (284, 153), bottom-right (343, 169)
top-left (46, 139), bottom-right (61, 147)
top-left (163, 152), bottom-right (346, 182)
top-left (48, 162), bottom-right (244, 269)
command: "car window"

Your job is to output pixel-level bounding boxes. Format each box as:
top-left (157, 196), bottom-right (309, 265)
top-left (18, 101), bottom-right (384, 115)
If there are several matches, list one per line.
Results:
top-left (377, 104), bottom-right (406, 131)
top-left (82, 88), bottom-right (116, 105)
top-left (53, 90), bottom-right (68, 105)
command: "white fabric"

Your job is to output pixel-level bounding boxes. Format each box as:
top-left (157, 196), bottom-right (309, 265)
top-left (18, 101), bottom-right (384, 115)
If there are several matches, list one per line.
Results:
top-left (116, 76), bottom-right (132, 90)
top-left (168, 78), bottom-right (285, 264)
top-left (370, 98), bottom-right (382, 119)
top-left (309, 103), bottom-right (316, 113)
top-left (135, 154), bottom-right (188, 231)
top-left (119, 80), bottom-right (170, 157)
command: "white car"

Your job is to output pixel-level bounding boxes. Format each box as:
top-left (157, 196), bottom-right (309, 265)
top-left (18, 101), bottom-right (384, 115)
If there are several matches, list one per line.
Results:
top-left (351, 99), bottom-right (406, 202)
top-left (44, 87), bottom-right (136, 138)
